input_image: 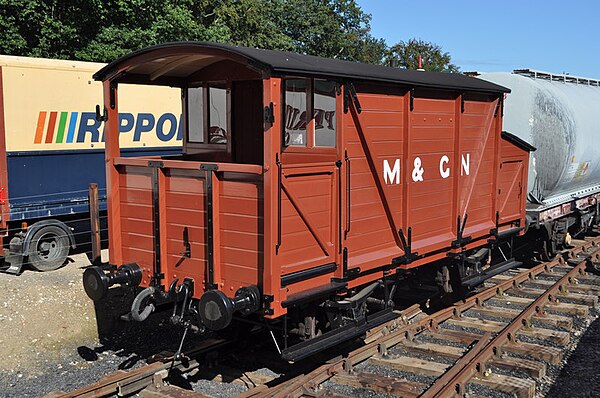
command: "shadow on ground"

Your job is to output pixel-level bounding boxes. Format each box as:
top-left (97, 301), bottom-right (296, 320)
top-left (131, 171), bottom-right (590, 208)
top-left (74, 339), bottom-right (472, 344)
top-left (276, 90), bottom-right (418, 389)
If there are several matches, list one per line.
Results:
top-left (77, 285), bottom-right (200, 370)
top-left (546, 315), bottom-right (600, 398)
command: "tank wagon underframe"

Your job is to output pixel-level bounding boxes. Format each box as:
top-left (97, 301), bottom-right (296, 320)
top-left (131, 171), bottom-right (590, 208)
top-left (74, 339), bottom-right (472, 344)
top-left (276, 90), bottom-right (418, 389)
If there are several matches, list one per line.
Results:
top-left (83, 42), bottom-right (533, 361)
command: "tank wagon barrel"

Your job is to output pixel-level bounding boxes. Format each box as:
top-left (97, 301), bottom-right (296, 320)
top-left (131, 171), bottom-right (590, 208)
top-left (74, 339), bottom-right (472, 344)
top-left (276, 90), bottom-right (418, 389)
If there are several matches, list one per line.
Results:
top-left (479, 69), bottom-right (600, 260)
top-left (84, 42), bottom-right (534, 361)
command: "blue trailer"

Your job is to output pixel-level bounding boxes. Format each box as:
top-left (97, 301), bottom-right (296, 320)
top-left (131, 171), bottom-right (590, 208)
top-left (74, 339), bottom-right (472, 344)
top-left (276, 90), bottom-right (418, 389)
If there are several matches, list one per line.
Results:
top-left (0, 55), bottom-right (182, 273)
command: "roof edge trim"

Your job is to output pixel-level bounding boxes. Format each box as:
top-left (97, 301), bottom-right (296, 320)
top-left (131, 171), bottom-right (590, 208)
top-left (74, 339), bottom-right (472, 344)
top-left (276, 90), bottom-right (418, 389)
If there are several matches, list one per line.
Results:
top-left (501, 131), bottom-right (536, 152)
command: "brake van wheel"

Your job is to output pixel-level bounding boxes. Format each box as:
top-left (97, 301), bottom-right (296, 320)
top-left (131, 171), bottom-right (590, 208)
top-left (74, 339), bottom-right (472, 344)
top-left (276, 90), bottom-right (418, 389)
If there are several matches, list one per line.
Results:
top-left (28, 225), bottom-right (70, 271)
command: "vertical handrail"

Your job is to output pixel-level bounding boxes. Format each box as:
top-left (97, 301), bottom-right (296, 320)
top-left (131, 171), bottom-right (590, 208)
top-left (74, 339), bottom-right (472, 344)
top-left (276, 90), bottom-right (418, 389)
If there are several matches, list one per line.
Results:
top-left (88, 183), bottom-right (101, 265)
top-left (336, 159), bottom-right (342, 253)
top-left (344, 150), bottom-right (351, 237)
top-left (276, 153), bottom-right (282, 254)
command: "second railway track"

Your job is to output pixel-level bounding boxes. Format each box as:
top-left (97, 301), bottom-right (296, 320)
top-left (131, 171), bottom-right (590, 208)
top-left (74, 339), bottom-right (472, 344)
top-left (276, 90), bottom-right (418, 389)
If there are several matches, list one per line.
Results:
top-left (47, 235), bottom-right (600, 398)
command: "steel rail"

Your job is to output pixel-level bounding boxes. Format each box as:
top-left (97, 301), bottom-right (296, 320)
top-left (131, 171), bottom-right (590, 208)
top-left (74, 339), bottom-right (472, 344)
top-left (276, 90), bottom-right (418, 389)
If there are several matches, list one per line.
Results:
top-left (421, 239), bottom-right (600, 397)
top-left (241, 237), bottom-right (599, 398)
top-left (48, 238), bottom-right (599, 398)
top-left (47, 338), bottom-right (229, 398)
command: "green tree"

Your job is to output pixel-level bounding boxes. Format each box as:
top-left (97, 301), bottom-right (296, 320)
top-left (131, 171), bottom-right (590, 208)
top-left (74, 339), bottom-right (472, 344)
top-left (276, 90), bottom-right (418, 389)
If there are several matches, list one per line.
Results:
top-left (276, 0), bottom-right (385, 64)
top-left (0, 0), bottom-right (451, 70)
top-left (0, 0), bottom-right (233, 61)
top-left (0, 0), bottom-right (103, 59)
top-left (385, 38), bottom-right (459, 73)
top-left (75, 1), bottom-right (228, 61)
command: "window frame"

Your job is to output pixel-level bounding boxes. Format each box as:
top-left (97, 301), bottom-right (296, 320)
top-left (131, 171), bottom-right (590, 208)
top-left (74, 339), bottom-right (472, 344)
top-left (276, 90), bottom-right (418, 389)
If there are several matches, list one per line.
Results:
top-left (281, 77), bottom-right (339, 156)
top-left (183, 81), bottom-right (232, 158)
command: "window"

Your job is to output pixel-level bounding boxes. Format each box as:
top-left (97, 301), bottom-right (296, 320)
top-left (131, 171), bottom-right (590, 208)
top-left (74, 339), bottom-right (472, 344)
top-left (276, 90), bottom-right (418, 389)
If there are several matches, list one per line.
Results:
top-left (283, 78), bottom-right (337, 148)
top-left (284, 79), bottom-right (308, 146)
top-left (313, 79), bottom-right (336, 147)
top-left (208, 84), bottom-right (227, 144)
top-left (187, 87), bottom-right (204, 143)
top-left (186, 84), bottom-right (228, 145)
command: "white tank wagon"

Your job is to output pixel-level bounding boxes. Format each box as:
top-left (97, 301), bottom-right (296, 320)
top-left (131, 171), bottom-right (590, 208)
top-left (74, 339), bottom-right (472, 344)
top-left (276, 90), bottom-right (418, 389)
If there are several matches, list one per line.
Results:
top-left (479, 69), bottom-right (600, 259)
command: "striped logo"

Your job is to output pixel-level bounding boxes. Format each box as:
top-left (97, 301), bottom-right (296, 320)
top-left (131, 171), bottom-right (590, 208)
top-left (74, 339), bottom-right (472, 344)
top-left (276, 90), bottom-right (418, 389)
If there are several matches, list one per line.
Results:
top-left (34, 111), bottom-right (183, 144)
top-left (34, 111), bottom-right (80, 144)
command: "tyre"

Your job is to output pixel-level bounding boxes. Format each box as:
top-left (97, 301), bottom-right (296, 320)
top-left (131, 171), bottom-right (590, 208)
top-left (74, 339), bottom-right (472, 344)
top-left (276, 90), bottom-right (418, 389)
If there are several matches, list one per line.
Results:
top-left (540, 239), bottom-right (556, 262)
top-left (28, 225), bottom-right (70, 271)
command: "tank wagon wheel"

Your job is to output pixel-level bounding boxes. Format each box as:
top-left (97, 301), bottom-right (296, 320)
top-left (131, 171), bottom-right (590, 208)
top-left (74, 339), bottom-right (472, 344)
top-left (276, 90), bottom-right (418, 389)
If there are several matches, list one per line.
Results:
top-left (540, 240), bottom-right (556, 262)
top-left (28, 225), bottom-right (70, 271)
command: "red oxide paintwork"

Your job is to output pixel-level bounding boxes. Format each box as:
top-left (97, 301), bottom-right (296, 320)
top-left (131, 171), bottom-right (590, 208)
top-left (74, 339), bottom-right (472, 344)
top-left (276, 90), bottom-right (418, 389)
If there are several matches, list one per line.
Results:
top-left (101, 54), bottom-right (529, 319)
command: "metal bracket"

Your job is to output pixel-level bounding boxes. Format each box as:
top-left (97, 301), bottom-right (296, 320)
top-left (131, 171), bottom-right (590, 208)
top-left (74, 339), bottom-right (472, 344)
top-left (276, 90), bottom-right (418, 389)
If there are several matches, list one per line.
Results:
top-left (262, 294), bottom-right (274, 315)
top-left (343, 82), bottom-right (361, 114)
top-left (495, 96), bottom-right (503, 117)
top-left (95, 105), bottom-right (108, 122)
top-left (452, 214), bottom-right (472, 248)
top-left (148, 160), bottom-right (164, 168)
top-left (489, 211), bottom-right (501, 241)
top-left (178, 227), bottom-right (191, 261)
top-left (347, 267), bottom-right (361, 279)
top-left (393, 227), bottom-right (420, 265)
top-left (200, 163), bottom-right (218, 171)
top-left (330, 245), bottom-right (362, 284)
top-left (264, 102), bottom-right (275, 124)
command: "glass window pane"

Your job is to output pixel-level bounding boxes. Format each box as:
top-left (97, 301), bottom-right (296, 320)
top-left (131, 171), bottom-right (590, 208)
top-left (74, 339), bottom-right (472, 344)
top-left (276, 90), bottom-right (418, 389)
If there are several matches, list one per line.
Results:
top-left (187, 87), bottom-right (204, 143)
top-left (284, 79), bottom-right (307, 146)
top-left (209, 84), bottom-right (227, 144)
top-left (314, 80), bottom-right (336, 147)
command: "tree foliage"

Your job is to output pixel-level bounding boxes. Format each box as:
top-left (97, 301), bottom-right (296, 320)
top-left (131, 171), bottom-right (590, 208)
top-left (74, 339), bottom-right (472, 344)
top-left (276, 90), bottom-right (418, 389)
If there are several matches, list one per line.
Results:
top-left (384, 38), bottom-right (459, 73)
top-left (0, 0), bottom-right (455, 72)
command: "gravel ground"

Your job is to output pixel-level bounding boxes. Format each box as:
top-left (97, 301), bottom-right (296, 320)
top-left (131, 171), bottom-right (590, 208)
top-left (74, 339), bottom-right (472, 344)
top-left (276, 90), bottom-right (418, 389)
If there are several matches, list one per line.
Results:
top-left (545, 312), bottom-right (600, 398)
top-left (0, 255), bottom-right (98, 375)
top-left (0, 251), bottom-right (207, 398)
top-left (1, 252), bottom-right (599, 398)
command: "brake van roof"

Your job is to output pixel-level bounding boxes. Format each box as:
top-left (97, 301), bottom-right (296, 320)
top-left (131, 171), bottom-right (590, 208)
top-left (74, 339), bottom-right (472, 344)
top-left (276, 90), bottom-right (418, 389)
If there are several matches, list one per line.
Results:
top-left (93, 42), bottom-right (509, 94)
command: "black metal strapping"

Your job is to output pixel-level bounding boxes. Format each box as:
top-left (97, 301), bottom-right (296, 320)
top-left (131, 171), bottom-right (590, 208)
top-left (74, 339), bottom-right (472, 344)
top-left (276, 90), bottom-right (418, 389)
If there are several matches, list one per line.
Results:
top-left (452, 213), bottom-right (472, 248)
top-left (343, 82), bottom-right (362, 114)
top-left (109, 80), bottom-right (117, 109)
top-left (201, 163), bottom-right (218, 290)
top-left (393, 227), bottom-right (419, 265)
top-left (148, 160), bottom-right (164, 285)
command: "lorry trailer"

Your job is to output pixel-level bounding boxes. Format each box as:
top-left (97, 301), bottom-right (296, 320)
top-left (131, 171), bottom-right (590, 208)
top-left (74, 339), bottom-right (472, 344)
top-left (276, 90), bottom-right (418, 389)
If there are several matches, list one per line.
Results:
top-left (0, 55), bottom-right (182, 273)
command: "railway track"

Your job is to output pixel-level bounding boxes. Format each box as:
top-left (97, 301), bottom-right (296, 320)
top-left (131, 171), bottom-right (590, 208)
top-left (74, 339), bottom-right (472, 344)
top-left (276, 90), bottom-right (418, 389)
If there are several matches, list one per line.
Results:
top-left (45, 236), bottom-right (600, 398)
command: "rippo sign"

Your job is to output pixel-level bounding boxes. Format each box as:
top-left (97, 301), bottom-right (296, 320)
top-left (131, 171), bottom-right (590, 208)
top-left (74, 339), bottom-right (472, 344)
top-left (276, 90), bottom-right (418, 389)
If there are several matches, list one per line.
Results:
top-left (33, 111), bottom-right (183, 145)
top-left (1, 56), bottom-right (182, 152)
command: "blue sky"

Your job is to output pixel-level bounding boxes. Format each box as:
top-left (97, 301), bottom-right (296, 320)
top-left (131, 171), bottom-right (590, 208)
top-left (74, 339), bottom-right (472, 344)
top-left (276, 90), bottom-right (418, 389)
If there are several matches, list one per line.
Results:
top-left (356, 0), bottom-right (600, 78)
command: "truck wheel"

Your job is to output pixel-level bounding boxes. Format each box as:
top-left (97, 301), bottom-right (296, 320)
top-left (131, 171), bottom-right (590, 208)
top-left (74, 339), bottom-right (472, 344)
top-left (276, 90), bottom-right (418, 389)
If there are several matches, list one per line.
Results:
top-left (28, 225), bottom-right (70, 271)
